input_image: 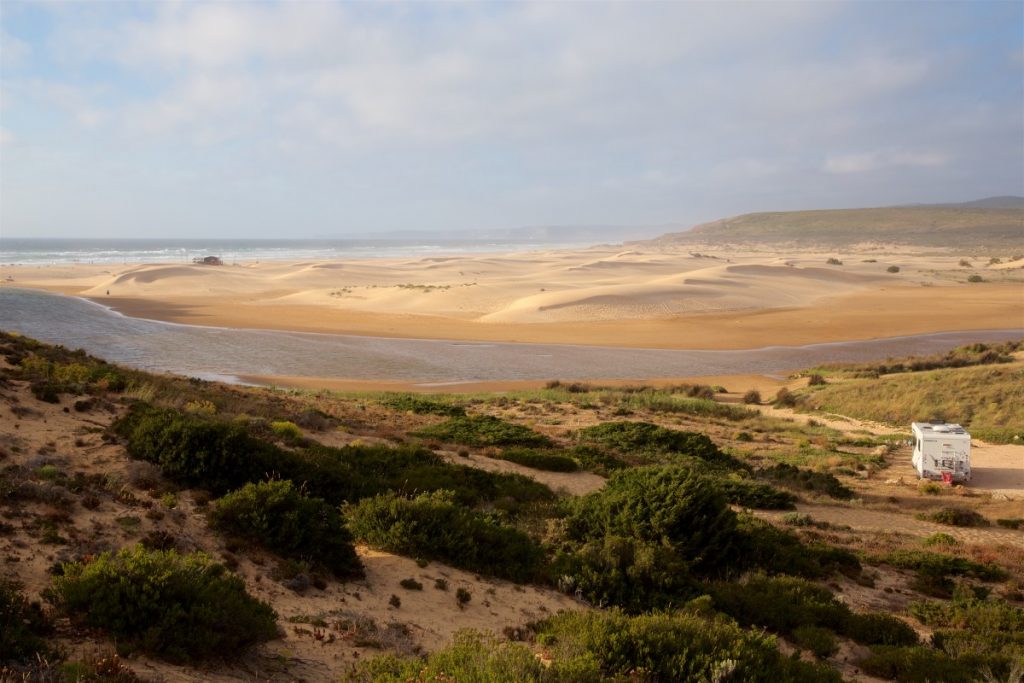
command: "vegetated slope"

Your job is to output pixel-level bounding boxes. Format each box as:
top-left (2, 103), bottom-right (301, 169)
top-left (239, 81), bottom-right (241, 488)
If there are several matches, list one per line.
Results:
top-left (799, 362), bottom-right (1024, 443)
top-left (3, 331), bottom-right (1023, 683)
top-left (646, 205), bottom-right (1024, 248)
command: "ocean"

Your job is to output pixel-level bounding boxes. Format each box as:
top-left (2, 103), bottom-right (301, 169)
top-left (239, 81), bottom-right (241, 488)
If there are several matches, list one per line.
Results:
top-left (0, 237), bottom-right (586, 266)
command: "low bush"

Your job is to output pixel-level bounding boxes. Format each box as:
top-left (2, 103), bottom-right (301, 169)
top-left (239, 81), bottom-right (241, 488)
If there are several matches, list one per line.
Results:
top-left (922, 532), bottom-right (959, 547)
top-left (742, 389), bottom-right (761, 404)
top-left (114, 405), bottom-right (554, 507)
top-left (735, 515), bottom-right (861, 579)
top-left (211, 480), bottom-right (363, 579)
top-left (792, 625), bottom-right (838, 658)
top-left (920, 507), bottom-right (989, 528)
top-left (562, 444), bottom-right (627, 474)
top-left (346, 491), bottom-right (544, 582)
top-left (495, 448), bottom-right (578, 472)
top-left (715, 477), bottom-right (796, 510)
top-left (413, 415), bottom-right (552, 448)
top-left (868, 550), bottom-right (1006, 598)
top-left (909, 588), bottom-right (1024, 634)
top-left (563, 466), bottom-right (741, 579)
top-left (774, 387), bottom-right (798, 407)
top-left (47, 546), bottom-right (277, 662)
top-left (712, 574), bottom-right (850, 636)
top-left (857, 646), bottom-right (990, 683)
top-left (967, 274), bottom-right (984, 283)
top-left (0, 580), bottom-right (53, 664)
top-left (536, 610), bottom-right (842, 682)
top-left (378, 394), bottom-right (465, 417)
top-left (575, 422), bottom-right (744, 470)
top-left (398, 578), bottom-right (422, 591)
top-left (551, 535), bottom-right (698, 612)
top-left (996, 518), bottom-right (1023, 529)
top-left (887, 265), bottom-right (901, 273)
top-left (757, 463), bottom-right (854, 500)
top-left (826, 257), bottom-right (843, 265)
top-left (844, 612), bottom-right (919, 647)
top-left (347, 631), bottom-right (546, 682)
top-left (269, 420), bottom-right (303, 440)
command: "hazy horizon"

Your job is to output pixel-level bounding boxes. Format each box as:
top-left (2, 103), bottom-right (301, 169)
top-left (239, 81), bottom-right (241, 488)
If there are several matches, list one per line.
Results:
top-left (2, 1), bottom-right (1022, 239)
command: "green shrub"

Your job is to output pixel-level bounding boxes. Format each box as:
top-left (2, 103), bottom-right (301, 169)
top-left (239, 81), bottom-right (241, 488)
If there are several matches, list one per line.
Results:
top-left (378, 394), bottom-right (466, 417)
top-left (536, 610), bottom-right (842, 683)
top-left (563, 466), bottom-right (741, 578)
top-left (413, 415), bottom-right (552, 447)
top-left (758, 463), bottom-right (854, 500)
top-left (347, 631), bottom-right (546, 682)
top-left (0, 580), bottom-right (53, 664)
top-left (114, 406), bottom-right (553, 507)
top-left (711, 574), bottom-right (850, 636)
top-left (868, 550), bottom-right (1005, 598)
top-left (967, 274), bottom-right (984, 283)
top-left (920, 507), bottom-right (989, 527)
top-left (551, 535), bottom-right (699, 612)
top-left (575, 422), bottom-right (744, 469)
top-left (996, 518), bottom-right (1023, 529)
top-left (113, 405), bottom-right (279, 494)
top-left (346, 491), bottom-right (544, 582)
top-left (398, 578), bottom-right (422, 591)
top-left (562, 444), bottom-right (627, 474)
top-left (857, 646), bottom-right (983, 683)
top-left (211, 480), bottom-right (363, 579)
top-left (270, 420), bottom-right (303, 440)
top-left (735, 514), bottom-right (861, 579)
top-left (807, 374), bottom-right (827, 386)
top-left (47, 546), bottom-right (277, 663)
top-left (495, 448), bottom-right (578, 472)
top-left (922, 532), bottom-right (959, 547)
top-left (845, 612), bottom-right (919, 647)
top-left (716, 477), bottom-right (796, 510)
top-left (871, 550), bottom-right (1006, 582)
top-left (455, 588), bottom-right (471, 608)
top-left (742, 389), bottom-right (762, 404)
top-left (909, 590), bottom-right (1024, 633)
top-left (792, 625), bottom-right (838, 658)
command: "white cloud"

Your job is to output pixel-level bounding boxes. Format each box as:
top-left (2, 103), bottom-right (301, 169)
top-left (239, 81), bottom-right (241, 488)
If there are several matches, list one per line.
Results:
top-left (824, 150), bottom-right (951, 174)
top-left (0, 29), bottom-right (30, 67)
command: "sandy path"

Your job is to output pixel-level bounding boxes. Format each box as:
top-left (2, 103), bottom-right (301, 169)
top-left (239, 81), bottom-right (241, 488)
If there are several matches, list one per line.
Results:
top-left (758, 504), bottom-right (1024, 547)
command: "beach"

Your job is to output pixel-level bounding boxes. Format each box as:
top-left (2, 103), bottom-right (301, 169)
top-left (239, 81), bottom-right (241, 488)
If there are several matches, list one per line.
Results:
top-left (3, 243), bottom-right (1021, 354)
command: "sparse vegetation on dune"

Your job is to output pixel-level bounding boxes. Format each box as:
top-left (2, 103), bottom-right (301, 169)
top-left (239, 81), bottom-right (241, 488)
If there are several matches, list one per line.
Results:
top-left (797, 361), bottom-right (1024, 442)
top-left (2, 330), bottom-right (1023, 681)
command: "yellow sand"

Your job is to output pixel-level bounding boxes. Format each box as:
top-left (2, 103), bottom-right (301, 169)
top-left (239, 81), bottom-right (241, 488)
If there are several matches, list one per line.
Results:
top-left (2, 244), bottom-right (1021, 351)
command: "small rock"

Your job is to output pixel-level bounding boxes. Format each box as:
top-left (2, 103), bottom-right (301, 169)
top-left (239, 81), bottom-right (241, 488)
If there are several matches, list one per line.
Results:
top-left (283, 573), bottom-right (311, 593)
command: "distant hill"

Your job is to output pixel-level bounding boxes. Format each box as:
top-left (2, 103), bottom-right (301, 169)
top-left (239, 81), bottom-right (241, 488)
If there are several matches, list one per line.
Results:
top-left (644, 198), bottom-right (1024, 248)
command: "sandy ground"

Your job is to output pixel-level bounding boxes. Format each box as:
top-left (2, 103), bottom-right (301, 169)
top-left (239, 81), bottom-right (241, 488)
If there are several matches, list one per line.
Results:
top-left (3, 243), bottom-right (1021, 350)
top-left (0, 371), bottom-right (584, 683)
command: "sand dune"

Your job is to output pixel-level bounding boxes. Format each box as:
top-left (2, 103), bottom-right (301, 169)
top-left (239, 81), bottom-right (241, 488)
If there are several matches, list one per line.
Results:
top-left (3, 243), bottom-right (1021, 349)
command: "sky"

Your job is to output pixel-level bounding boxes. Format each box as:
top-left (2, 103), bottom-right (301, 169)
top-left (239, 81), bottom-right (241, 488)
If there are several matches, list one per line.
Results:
top-left (1, 0), bottom-right (1022, 239)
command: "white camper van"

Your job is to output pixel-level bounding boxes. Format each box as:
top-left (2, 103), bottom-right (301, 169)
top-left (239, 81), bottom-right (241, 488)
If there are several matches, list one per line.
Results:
top-left (911, 422), bottom-right (971, 483)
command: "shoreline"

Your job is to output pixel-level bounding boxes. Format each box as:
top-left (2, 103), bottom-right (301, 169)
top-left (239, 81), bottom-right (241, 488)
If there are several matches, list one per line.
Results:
top-left (235, 372), bottom-right (795, 395)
